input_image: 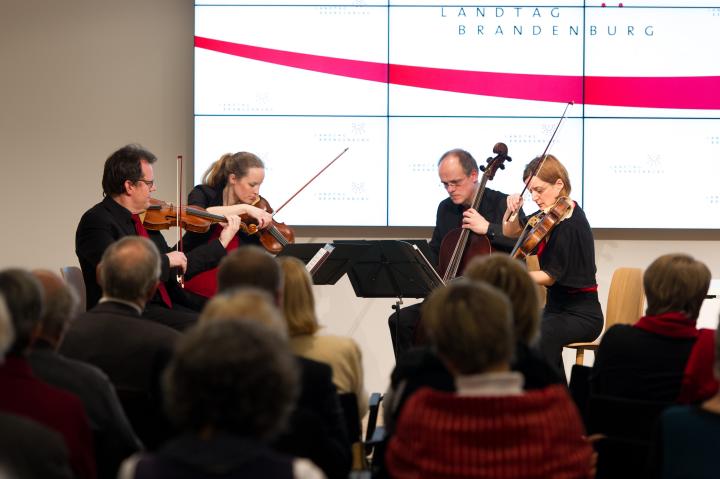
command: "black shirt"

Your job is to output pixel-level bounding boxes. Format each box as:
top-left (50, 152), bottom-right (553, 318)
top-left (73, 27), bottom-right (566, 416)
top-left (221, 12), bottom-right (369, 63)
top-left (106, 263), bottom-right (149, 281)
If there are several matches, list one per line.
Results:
top-left (428, 188), bottom-right (521, 263)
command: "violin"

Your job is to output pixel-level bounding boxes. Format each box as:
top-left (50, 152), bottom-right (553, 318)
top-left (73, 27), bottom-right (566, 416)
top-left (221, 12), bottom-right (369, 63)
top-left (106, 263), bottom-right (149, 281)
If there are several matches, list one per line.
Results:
top-left (438, 142), bottom-right (511, 281)
top-left (143, 198), bottom-right (258, 235)
top-left (511, 197), bottom-right (573, 260)
top-left (242, 195), bottom-right (295, 255)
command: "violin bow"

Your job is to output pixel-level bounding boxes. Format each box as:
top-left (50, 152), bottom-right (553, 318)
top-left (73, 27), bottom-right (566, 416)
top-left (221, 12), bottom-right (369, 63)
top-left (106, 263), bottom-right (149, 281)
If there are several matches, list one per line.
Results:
top-left (176, 154), bottom-right (184, 287)
top-left (508, 101), bottom-right (573, 223)
top-left (273, 147), bottom-right (350, 216)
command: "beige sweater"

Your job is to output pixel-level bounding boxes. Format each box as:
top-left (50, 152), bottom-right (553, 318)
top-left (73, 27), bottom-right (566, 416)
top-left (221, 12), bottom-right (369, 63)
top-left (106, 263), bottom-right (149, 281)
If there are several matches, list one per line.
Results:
top-left (289, 334), bottom-right (368, 418)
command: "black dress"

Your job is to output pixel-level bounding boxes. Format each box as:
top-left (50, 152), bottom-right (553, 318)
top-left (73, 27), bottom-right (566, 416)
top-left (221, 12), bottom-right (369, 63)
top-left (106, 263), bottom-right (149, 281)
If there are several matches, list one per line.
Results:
top-left (530, 203), bottom-right (604, 377)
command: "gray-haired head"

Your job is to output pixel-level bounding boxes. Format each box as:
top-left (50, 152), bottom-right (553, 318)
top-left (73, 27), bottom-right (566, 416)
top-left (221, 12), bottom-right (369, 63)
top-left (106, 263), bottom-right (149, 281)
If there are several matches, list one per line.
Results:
top-left (0, 269), bottom-right (44, 355)
top-left (31, 270), bottom-right (79, 347)
top-left (163, 318), bottom-right (298, 440)
top-left (98, 236), bottom-right (161, 305)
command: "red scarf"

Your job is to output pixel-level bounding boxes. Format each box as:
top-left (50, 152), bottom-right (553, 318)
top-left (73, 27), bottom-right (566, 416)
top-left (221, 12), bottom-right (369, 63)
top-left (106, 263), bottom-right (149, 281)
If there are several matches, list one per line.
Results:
top-left (634, 312), bottom-right (718, 403)
top-left (131, 214), bottom-right (172, 308)
top-left (184, 224), bottom-right (240, 298)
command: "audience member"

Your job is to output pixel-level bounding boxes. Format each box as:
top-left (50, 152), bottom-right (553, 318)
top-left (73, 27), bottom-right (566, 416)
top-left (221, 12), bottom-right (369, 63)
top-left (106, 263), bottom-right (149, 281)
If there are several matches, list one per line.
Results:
top-left (386, 280), bottom-right (593, 479)
top-left (384, 253), bottom-right (561, 434)
top-left (29, 269), bottom-right (141, 478)
top-left (60, 236), bottom-right (181, 450)
top-left (278, 256), bottom-right (367, 418)
top-left (0, 269), bottom-right (95, 479)
top-left (0, 294), bottom-right (74, 479)
top-left (650, 319), bottom-right (720, 478)
top-left (213, 246), bottom-right (351, 479)
top-left (591, 253), bottom-right (717, 403)
top-left (118, 319), bottom-right (324, 479)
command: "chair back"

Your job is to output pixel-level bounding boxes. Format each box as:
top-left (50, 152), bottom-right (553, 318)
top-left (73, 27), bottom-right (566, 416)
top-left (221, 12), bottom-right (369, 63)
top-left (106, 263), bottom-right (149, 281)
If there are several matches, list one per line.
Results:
top-left (60, 266), bottom-right (86, 313)
top-left (587, 394), bottom-right (671, 479)
top-left (605, 267), bottom-right (644, 329)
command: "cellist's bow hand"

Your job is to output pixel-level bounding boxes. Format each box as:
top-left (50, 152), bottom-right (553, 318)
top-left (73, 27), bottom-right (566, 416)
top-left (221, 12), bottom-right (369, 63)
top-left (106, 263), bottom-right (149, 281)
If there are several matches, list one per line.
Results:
top-left (462, 208), bottom-right (490, 235)
top-left (506, 194), bottom-right (524, 223)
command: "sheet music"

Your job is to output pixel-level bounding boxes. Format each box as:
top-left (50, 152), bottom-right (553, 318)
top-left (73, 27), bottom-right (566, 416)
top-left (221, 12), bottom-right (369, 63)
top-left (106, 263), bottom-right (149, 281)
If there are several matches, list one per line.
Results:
top-left (411, 244), bottom-right (445, 287)
top-left (306, 243), bottom-right (335, 275)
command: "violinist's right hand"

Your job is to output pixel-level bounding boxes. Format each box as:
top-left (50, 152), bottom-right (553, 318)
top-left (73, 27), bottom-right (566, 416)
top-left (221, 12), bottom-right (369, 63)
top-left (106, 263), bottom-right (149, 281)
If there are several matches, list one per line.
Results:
top-left (505, 194), bottom-right (524, 222)
top-left (218, 215), bottom-right (243, 248)
top-left (166, 251), bottom-right (188, 274)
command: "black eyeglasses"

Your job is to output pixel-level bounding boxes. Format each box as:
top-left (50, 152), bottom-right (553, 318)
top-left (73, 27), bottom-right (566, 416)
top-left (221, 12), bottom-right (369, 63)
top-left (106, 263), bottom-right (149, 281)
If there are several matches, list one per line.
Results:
top-left (136, 179), bottom-right (155, 188)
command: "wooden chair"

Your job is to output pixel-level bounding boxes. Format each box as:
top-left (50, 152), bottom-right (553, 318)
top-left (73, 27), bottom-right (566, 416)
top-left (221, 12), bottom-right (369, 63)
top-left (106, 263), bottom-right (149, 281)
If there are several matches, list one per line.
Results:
top-left (566, 267), bottom-right (645, 365)
top-left (60, 265), bottom-right (86, 313)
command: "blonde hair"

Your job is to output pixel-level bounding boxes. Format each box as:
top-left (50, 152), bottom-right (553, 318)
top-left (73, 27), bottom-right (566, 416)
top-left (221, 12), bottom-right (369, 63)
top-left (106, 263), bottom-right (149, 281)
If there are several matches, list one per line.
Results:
top-left (523, 154), bottom-right (571, 197)
top-left (200, 288), bottom-right (288, 339)
top-left (644, 253), bottom-right (711, 320)
top-left (277, 257), bottom-right (319, 336)
top-left (464, 253), bottom-right (541, 344)
top-left (202, 152), bottom-right (264, 189)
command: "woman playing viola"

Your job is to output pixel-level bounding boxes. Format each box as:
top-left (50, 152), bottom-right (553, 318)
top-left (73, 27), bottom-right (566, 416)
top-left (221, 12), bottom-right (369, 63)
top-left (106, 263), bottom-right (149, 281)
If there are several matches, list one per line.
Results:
top-left (503, 154), bottom-right (603, 378)
top-left (182, 152), bottom-right (274, 303)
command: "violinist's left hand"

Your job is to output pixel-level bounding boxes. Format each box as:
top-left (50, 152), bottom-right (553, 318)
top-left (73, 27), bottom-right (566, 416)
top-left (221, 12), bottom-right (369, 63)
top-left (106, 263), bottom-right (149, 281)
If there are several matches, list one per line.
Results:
top-left (462, 208), bottom-right (490, 235)
top-left (245, 205), bottom-right (273, 230)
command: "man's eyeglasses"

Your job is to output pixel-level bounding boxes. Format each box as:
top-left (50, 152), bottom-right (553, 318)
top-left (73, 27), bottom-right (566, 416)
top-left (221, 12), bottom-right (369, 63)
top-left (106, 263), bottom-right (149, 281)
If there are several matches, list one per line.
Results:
top-left (136, 179), bottom-right (155, 188)
top-left (440, 177), bottom-right (468, 190)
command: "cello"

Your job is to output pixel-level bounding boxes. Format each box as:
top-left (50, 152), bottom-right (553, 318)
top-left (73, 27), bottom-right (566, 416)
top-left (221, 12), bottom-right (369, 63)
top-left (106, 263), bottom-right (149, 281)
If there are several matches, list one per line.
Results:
top-left (437, 143), bottom-right (512, 281)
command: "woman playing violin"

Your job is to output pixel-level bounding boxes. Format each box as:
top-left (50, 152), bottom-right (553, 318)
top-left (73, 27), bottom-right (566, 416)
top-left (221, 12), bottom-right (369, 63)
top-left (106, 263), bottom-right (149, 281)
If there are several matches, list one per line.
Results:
top-left (181, 152), bottom-right (274, 303)
top-left (503, 154), bottom-right (603, 378)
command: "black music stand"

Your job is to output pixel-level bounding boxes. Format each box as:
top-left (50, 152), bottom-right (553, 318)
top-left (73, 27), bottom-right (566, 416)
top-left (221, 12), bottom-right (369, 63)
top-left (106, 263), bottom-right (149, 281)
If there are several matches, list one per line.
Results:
top-left (337, 240), bottom-right (444, 358)
top-left (277, 242), bottom-right (370, 285)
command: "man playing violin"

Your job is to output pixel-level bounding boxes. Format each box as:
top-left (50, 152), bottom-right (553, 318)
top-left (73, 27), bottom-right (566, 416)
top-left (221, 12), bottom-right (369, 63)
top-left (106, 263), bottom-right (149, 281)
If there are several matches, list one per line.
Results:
top-left (503, 154), bottom-right (603, 378)
top-left (75, 144), bottom-right (243, 330)
top-left (389, 148), bottom-right (522, 358)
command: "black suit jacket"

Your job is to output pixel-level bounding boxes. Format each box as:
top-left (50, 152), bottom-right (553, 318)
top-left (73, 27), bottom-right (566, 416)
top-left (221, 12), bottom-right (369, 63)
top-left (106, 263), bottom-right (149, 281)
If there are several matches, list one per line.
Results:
top-left (273, 356), bottom-right (351, 479)
top-left (29, 344), bottom-right (141, 478)
top-left (75, 196), bottom-right (226, 309)
top-left (0, 412), bottom-right (74, 479)
top-left (59, 301), bottom-right (180, 449)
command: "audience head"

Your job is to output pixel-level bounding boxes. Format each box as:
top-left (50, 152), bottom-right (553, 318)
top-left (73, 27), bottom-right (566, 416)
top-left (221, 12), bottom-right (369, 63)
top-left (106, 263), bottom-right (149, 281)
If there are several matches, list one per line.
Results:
top-left (277, 256), bottom-right (319, 337)
top-left (102, 144), bottom-right (157, 197)
top-left (0, 269), bottom-right (44, 355)
top-left (98, 236), bottom-right (161, 306)
top-left (200, 288), bottom-right (288, 339)
top-left (422, 279), bottom-right (513, 375)
top-left (217, 246), bottom-right (282, 303)
top-left (31, 270), bottom-right (79, 347)
top-left (163, 318), bottom-right (298, 440)
top-left (0, 295), bottom-right (14, 360)
top-left (643, 253), bottom-right (711, 320)
top-left (464, 253), bottom-right (541, 344)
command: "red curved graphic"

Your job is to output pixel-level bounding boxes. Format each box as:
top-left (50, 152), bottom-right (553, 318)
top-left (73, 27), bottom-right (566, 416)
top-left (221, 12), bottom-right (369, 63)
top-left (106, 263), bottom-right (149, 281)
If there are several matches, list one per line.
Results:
top-left (195, 36), bottom-right (720, 110)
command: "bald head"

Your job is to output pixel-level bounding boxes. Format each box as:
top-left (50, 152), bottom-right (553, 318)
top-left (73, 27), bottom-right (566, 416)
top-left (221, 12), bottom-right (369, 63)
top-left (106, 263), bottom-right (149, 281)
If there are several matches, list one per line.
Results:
top-left (99, 236), bottom-right (161, 305)
top-left (31, 270), bottom-right (78, 346)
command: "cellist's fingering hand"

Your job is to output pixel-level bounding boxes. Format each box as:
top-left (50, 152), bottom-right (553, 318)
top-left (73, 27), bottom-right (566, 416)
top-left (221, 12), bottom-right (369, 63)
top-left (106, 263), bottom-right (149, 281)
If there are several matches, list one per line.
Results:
top-left (462, 208), bottom-right (489, 234)
top-left (218, 215), bottom-right (243, 248)
top-left (166, 251), bottom-right (188, 274)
